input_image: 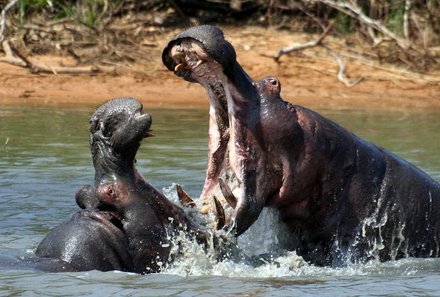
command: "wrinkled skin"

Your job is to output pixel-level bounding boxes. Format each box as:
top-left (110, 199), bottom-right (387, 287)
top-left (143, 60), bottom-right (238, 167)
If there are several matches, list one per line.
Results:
top-left (36, 98), bottom-right (203, 273)
top-left (162, 25), bottom-right (440, 266)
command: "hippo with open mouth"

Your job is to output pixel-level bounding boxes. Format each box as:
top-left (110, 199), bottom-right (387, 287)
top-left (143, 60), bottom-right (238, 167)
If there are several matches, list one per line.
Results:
top-left (162, 25), bottom-right (440, 266)
top-left (36, 98), bottom-right (209, 273)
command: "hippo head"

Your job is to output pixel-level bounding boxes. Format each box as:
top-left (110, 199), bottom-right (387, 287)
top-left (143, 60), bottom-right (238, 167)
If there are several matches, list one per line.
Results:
top-left (162, 25), bottom-right (237, 83)
top-left (88, 97), bottom-right (152, 179)
top-left (257, 76), bottom-right (282, 101)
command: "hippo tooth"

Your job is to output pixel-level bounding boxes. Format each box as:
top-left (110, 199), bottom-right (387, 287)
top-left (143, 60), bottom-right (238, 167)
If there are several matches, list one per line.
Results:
top-left (174, 63), bottom-right (185, 72)
top-left (170, 46), bottom-right (185, 58)
top-left (171, 50), bottom-right (185, 59)
top-left (190, 42), bottom-right (210, 60)
top-left (218, 178), bottom-right (238, 209)
top-left (212, 196), bottom-right (226, 230)
top-left (195, 60), bottom-right (204, 68)
top-left (176, 184), bottom-right (196, 208)
top-left (200, 204), bottom-right (210, 214)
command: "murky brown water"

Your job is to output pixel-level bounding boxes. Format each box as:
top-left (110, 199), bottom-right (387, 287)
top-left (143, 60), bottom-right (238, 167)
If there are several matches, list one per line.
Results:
top-left (1, 104), bottom-right (439, 296)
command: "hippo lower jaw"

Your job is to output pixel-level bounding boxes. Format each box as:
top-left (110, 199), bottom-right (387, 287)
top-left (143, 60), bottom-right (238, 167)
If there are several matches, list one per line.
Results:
top-left (165, 39), bottom-right (265, 237)
top-left (90, 210), bottom-right (123, 230)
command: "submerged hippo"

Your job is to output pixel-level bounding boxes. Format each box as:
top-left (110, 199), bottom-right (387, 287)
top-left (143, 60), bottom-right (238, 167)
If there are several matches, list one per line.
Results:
top-left (36, 98), bottom-right (207, 273)
top-left (162, 25), bottom-right (440, 266)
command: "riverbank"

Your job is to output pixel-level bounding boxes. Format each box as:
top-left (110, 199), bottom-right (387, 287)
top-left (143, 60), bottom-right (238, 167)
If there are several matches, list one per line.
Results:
top-left (1, 26), bottom-right (439, 110)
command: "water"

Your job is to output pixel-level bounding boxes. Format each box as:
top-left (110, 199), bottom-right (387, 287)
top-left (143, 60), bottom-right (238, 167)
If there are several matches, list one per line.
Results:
top-left (1, 104), bottom-right (440, 296)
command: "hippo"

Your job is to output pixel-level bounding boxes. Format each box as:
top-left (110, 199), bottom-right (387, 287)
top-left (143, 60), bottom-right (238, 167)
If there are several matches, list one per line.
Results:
top-left (162, 25), bottom-right (440, 266)
top-left (36, 98), bottom-right (208, 273)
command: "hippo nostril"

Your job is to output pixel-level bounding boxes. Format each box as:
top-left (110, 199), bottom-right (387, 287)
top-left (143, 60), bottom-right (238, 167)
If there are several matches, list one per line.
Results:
top-left (269, 79), bottom-right (278, 86)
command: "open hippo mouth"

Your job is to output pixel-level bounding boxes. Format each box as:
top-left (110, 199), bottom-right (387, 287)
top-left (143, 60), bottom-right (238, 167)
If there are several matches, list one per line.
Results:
top-left (162, 25), bottom-right (236, 85)
top-left (90, 97), bottom-right (153, 150)
top-left (88, 97), bottom-right (154, 176)
top-left (88, 210), bottom-right (124, 233)
top-left (163, 38), bottom-right (231, 120)
top-left (166, 40), bottom-right (225, 86)
top-left (163, 26), bottom-right (266, 237)
top-left (162, 27), bottom-right (238, 224)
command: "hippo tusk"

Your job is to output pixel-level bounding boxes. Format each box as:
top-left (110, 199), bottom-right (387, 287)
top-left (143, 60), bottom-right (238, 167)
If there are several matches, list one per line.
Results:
top-left (218, 178), bottom-right (263, 236)
top-left (171, 50), bottom-right (185, 59)
top-left (195, 60), bottom-right (204, 68)
top-left (218, 178), bottom-right (237, 209)
top-left (174, 63), bottom-right (185, 72)
top-left (212, 195), bottom-right (226, 230)
top-left (176, 184), bottom-right (196, 208)
top-left (234, 195), bottom-right (265, 237)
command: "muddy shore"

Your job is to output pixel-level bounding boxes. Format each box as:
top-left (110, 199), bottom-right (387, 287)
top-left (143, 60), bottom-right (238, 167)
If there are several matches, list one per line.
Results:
top-left (1, 26), bottom-right (439, 110)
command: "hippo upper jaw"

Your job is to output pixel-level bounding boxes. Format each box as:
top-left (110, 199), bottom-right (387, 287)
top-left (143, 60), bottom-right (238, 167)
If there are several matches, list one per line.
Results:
top-left (162, 25), bottom-right (236, 79)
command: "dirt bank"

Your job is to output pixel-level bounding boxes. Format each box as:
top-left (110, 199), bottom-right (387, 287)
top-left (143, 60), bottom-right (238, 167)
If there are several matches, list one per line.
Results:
top-left (1, 26), bottom-right (439, 110)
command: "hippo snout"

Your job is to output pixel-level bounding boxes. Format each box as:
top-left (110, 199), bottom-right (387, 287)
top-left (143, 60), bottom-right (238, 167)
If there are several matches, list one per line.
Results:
top-left (162, 25), bottom-right (237, 79)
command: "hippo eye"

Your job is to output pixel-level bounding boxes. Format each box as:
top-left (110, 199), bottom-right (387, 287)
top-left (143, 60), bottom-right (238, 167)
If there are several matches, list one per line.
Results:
top-left (269, 78), bottom-right (278, 86)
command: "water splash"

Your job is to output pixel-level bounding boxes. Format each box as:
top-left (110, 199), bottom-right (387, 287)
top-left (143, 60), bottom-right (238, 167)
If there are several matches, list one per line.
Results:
top-left (160, 183), bottom-right (439, 278)
top-left (236, 208), bottom-right (296, 256)
top-left (162, 184), bottom-right (366, 277)
top-left (161, 184), bottom-right (310, 277)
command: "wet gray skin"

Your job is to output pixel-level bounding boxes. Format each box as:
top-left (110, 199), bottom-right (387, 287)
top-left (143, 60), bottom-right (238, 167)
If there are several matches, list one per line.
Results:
top-left (36, 98), bottom-right (207, 274)
top-left (162, 25), bottom-right (440, 266)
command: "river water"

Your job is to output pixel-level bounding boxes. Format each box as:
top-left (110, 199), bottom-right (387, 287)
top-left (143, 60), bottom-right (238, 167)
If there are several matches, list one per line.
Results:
top-left (1, 104), bottom-right (440, 296)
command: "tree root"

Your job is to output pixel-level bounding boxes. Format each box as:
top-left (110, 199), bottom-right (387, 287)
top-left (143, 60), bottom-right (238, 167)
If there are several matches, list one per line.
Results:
top-left (0, 0), bottom-right (19, 43)
top-left (0, 40), bottom-right (114, 74)
top-left (321, 44), bottom-right (364, 88)
top-left (311, 0), bottom-right (411, 50)
top-left (271, 23), bottom-right (363, 88)
top-left (0, 40), bottom-right (26, 66)
top-left (273, 24), bottom-right (334, 61)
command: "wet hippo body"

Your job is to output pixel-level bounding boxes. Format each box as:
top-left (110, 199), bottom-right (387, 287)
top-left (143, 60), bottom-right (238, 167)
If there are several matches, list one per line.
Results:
top-left (162, 25), bottom-right (440, 266)
top-left (36, 210), bottom-right (132, 272)
top-left (36, 98), bottom-right (204, 273)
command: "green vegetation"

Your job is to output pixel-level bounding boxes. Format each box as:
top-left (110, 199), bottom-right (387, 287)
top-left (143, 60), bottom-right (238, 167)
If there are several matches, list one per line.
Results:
top-left (1, 0), bottom-right (439, 70)
top-left (7, 1), bottom-right (439, 41)
top-left (18, 0), bottom-right (72, 21)
top-left (384, 0), bottom-right (406, 36)
top-left (14, 0), bottom-right (119, 27)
